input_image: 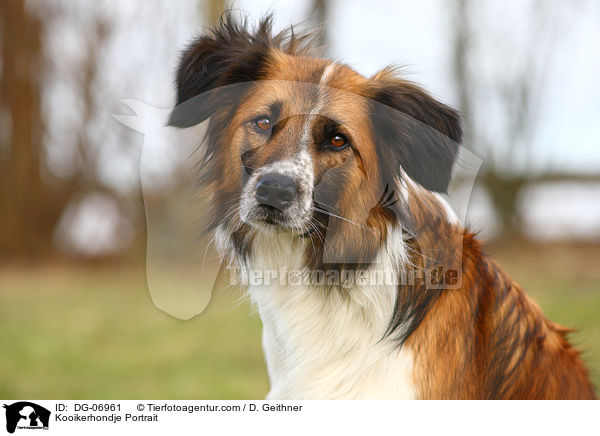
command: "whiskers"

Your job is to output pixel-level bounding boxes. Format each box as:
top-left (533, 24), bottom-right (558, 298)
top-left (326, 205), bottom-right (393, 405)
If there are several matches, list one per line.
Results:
top-left (311, 205), bottom-right (375, 233)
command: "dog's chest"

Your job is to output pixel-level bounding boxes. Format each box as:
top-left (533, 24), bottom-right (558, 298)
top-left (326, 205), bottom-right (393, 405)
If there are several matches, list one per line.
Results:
top-left (249, 281), bottom-right (417, 399)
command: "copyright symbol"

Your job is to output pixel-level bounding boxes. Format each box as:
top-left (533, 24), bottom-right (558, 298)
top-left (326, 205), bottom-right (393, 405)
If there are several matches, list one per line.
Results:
top-left (137, 404), bottom-right (145, 411)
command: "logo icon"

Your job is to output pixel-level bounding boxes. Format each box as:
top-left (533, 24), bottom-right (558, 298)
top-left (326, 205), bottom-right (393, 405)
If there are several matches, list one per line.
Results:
top-left (3, 402), bottom-right (50, 434)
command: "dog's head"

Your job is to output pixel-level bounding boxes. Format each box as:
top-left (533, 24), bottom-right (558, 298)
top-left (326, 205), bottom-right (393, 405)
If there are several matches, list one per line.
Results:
top-left (169, 15), bottom-right (462, 268)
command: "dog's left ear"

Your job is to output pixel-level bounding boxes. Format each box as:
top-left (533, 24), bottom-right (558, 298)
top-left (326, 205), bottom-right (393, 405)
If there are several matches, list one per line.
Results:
top-left (370, 70), bottom-right (462, 193)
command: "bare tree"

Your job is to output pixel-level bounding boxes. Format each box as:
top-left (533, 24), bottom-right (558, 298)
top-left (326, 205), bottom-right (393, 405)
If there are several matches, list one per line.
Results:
top-left (0, 0), bottom-right (50, 258)
top-left (450, 0), bottom-right (599, 236)
top-left (0, 1), bottom-right (116, 260)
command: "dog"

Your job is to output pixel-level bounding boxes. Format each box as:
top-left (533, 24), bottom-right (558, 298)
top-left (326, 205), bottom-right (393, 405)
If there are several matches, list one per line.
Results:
top-left (168, 15), bottom-right (596, 399)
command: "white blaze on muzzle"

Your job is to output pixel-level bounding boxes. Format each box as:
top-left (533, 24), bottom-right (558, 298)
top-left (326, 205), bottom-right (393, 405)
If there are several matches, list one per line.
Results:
top-left (240, 149), bottom-right (315, 230)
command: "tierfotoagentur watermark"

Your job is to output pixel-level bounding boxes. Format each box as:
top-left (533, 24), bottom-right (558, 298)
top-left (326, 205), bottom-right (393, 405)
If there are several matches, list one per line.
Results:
top-left (227, 265), bottom-right (460, 289)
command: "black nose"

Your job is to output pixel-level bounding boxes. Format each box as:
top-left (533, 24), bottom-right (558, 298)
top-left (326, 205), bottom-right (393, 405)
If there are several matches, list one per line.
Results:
top-left (255, 173), bottom-right (297, 210)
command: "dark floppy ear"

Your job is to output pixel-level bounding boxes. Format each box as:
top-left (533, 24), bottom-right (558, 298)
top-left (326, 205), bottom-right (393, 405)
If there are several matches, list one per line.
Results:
top-left (168, 15), bottom-right (275, 127)
top-left (370, 71), bottom-right (462, 193)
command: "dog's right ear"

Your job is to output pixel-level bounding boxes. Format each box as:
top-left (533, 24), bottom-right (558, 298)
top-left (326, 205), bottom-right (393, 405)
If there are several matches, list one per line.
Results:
top-left (168, 15), bottom-right (275, 127)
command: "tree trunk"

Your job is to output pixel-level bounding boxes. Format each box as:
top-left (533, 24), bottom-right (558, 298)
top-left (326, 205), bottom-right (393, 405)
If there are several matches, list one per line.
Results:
top-left (480, 171), bottom-right (527, 239)
top-left (205, 0), bottom-right (227, 26)
top-left (0, 0), bottom-right (50, 259)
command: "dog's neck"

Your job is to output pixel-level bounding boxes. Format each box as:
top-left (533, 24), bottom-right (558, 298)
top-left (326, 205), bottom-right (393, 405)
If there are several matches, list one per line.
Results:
top-left (230, 185), bottom-right (461, 399)
top-left (243, 227), bottom-right (417, 399)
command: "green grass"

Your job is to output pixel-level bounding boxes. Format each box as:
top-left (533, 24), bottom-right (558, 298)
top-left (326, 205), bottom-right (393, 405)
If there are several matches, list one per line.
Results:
top-left (0, 266), bottom-right (269, 399)
top-left (1, 242), bottom-right (599, 398)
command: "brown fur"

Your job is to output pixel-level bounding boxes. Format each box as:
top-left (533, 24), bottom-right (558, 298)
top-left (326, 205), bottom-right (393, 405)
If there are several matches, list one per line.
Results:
top-left (401, 183), bottom-right (596, 399)
top-left (170, 15), bottom-right (596, 399)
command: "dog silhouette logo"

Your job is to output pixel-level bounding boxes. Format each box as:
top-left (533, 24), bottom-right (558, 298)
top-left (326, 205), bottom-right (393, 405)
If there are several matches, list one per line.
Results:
top-left (3, 402), bottom-right (50, 433)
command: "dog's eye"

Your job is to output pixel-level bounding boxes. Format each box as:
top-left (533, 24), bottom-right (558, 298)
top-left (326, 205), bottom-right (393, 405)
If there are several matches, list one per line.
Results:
top-left (329, 134), bottom-right (348, 149)
top-left (255, 117), bottom-right (271, 132)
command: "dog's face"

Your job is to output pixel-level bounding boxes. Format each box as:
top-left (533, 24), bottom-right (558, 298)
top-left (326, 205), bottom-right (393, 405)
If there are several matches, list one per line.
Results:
top-left (233, 65), bottom-right (378, 235)
top-left (169, 16), bottom-right (462, 267)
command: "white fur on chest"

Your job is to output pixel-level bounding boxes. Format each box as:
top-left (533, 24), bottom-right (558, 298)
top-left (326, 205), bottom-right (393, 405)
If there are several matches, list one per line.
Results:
top-left (245, 229), bottom-right (416, 400)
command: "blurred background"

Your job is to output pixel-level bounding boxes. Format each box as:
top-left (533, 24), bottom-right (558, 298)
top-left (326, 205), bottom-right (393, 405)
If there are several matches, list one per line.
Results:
top-left (1, 0), bottom-right (599, 398)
